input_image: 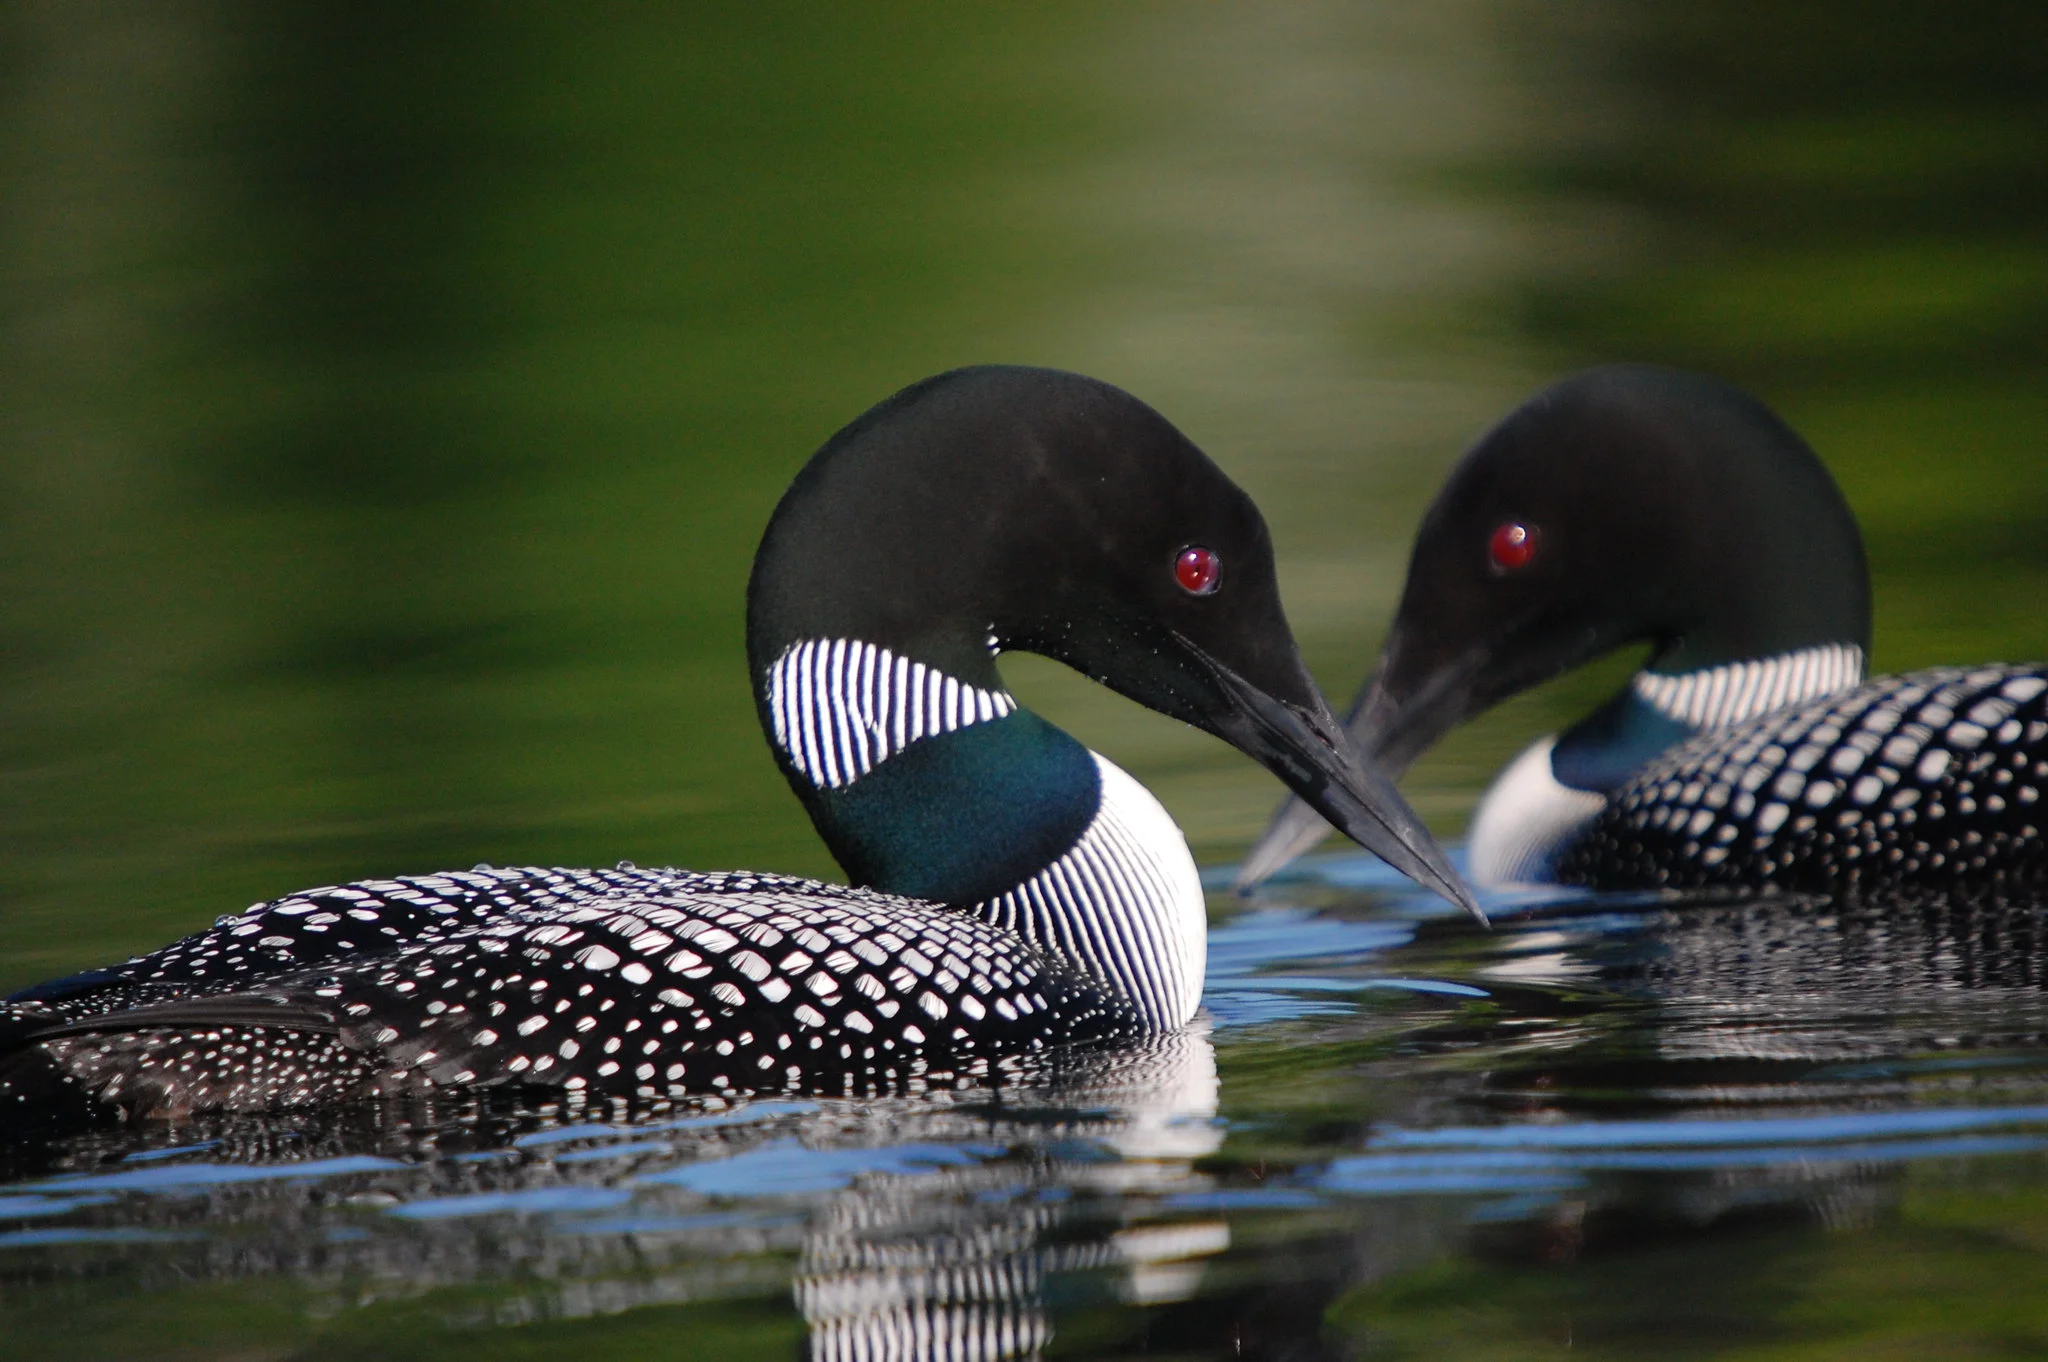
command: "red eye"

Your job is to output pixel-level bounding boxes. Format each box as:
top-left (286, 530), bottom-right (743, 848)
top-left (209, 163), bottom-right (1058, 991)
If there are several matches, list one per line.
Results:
top-left (1174, 545), bottom-right (1221, 595)
top-left (1488, 522), bottom-right (1538, 573)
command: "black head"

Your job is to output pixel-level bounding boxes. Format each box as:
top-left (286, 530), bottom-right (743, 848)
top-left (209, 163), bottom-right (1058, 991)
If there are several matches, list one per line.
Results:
top-left (746, 365), bottom-right (1478, 918)
top-left (1364, 364), bottom-right (1868, 767)
top-left (1237, 364), bottom-right (1870, 887)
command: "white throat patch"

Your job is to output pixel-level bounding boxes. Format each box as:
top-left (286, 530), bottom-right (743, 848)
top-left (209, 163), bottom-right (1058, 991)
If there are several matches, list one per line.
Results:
top-left (1467, 737), bottom-right (1606, 885)
top-left (1632, 643), bottom-right (1864, 731)
top-left (767, 638), bottom-right (1016, 789)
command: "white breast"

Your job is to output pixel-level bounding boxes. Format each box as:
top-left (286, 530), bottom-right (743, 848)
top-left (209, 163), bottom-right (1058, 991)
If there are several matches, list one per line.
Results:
top-left (1466, 737), bottom-right (1605, 885)
top-left (973, 752), bottom-right (1207, 1030)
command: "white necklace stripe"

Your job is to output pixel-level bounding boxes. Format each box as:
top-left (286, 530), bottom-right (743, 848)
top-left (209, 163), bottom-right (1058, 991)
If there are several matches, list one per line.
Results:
top-left (970, 754), bottom-right (1205, 1030)
top-left (824, 640), bottom-right (852, 785)
top-left (1069, 839), bottom-right (1153, 1013)
top-left (1088, 810), bottom-right (1179, 1012)
top-left (769, 638), bottom-right (1017, 790)
top-left (1633, 643), bottom-right (1864, 731)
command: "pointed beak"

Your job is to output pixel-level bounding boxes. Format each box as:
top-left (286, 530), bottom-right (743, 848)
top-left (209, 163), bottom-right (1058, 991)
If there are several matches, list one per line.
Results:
top-left (1188, 640), bottom-right (1486, 925)
top-left (1235, 641), bottom-right (1490, 896)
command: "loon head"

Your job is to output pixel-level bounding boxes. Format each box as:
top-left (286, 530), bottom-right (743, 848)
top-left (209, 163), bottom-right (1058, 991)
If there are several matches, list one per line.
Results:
top-left (1240, 363), bottom-right (1872, 887)
top-left (746, 366), bottom-right (1480, 952)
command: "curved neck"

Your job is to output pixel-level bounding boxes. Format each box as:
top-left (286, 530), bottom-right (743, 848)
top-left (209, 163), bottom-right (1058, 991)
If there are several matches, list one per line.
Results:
top-left (757, 635), bottom-right (1205, 1029)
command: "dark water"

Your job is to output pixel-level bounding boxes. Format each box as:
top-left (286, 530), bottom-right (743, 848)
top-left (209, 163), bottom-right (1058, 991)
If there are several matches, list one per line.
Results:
top-left (3, 3), bottom-right (2047, 1357)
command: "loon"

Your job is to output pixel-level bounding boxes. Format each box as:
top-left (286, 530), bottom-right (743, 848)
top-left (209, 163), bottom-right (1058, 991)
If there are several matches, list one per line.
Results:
top-left (2, 366), bottom-right (1474, 1128)
top-left (1240, 364), bottom-right (2048, 892)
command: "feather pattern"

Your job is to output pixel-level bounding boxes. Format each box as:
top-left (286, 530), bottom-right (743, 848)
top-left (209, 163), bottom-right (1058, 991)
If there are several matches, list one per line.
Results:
top-left (768, 639), bottom-right (1016, 790)
top-left (1632, 644), bottom-right (1865, 730)
top-left (5, 867), bottom-right (1145, 1120)
top-left (973, 755), bottom-right (1206, 1030)
top-left (1563, 665), bottom-right (2048, 887)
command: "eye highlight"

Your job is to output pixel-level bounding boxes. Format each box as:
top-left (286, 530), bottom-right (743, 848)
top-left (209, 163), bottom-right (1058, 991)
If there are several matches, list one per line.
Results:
top-left (1174, 545), bottom-right (1222, 596)
top-left (1488, 522), bottom-right (1538, 573)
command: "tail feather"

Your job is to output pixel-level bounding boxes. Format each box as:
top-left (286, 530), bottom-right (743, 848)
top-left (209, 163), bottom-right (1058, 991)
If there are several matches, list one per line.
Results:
top-left (1, 995), bottom-right (360, 1136)
top-left (0, 1040), bottom-right (121, 1144)
top-left (23, 995), bottom-right (340, 1041)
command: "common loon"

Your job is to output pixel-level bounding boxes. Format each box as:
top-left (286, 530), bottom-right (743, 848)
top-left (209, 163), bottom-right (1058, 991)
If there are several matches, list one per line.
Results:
top-left (1240, 364), bottom-right (2048, 892)
top-left (2, 366), bottom-right (1474, 1128)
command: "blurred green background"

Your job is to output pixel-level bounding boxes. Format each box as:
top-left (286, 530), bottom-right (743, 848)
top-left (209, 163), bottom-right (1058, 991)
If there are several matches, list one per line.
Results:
top-left (3, 0), bottom-right (2044, 992)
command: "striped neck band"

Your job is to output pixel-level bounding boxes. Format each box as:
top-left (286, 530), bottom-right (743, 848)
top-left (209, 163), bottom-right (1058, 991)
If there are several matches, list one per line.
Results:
top-left (972, 753), bottom-right (1204, 1029)
top-left (1632, 643), bottom-right (1865, 731)
top-left (767, 638), bottom-right (1017, 790)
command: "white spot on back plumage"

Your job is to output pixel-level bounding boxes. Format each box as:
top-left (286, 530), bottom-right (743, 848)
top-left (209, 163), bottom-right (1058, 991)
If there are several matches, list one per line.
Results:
top-left (1471, 644), bottom-right (1868, 884)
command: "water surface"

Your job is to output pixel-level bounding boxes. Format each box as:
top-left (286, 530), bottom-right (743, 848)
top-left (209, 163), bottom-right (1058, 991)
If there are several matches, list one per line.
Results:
top-left (3, 2), bottom-right (2046, 1357)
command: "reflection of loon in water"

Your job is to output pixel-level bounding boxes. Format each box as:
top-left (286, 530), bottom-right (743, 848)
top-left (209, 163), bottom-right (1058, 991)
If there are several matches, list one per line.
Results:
top-left (1342, 878), bottom-right (2048, 1336)
top-left (1, 1026), bottom-right (1233, 1360)
top-left (795, 1027), bottom-right (1227, 1360)
top-left (1483, 886), bottom-right (2048, 1062)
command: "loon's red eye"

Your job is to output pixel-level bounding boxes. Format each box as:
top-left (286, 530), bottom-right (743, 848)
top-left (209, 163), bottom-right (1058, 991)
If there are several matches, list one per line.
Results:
top-left (1488, 522), bottom-right (1538, 573)
top-left (1174, 545), bottom-right (1221, 595)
